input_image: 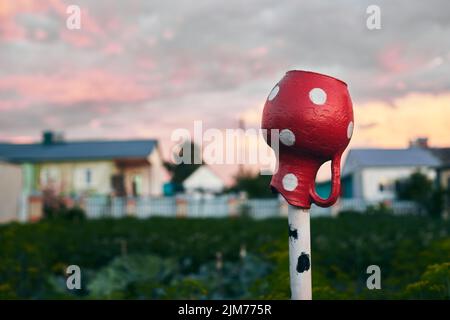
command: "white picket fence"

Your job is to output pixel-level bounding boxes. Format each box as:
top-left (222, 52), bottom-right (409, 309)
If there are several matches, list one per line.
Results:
top-left (81, 196), bottom-right (420, 219)
top-left (135, 197), bottom-right (176, 218)
top-left (338, 198), bottom-right (419, 215)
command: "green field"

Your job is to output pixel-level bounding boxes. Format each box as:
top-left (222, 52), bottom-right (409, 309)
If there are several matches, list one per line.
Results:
top-left (0, 213), bottom-right (449, 299)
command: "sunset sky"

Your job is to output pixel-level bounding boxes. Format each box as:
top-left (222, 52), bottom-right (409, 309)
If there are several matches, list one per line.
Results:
top-left (1, 0), bottom-right (450, 181)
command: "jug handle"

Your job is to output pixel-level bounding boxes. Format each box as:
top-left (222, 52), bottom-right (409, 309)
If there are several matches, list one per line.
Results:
top-left (309, 152), bottom-right (342, 207)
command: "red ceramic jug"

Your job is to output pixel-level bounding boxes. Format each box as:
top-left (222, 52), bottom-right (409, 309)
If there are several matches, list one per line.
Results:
top-left (261, 70), bottom-right (354, 208)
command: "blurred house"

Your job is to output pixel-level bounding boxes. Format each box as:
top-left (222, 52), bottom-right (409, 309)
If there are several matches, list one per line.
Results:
top-left (0, 131), bottom-right (167, 222)
top-left (182, 165), bottom-right (225, 195)
top-left (315, 138), bottom-right (449, 203)
top-left (341, 146), bottom-right (440, 202)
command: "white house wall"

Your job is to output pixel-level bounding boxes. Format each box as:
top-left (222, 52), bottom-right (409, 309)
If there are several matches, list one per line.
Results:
top-left (351, 171), bottom-right (364, 199)
top-left (40, 161), bottom-right (115, 195)
top-left (361, 166), bottom-right (436, 201)
top-left (183, 166), bottom-right (224, 193)
top-left (0, 162), bottom-right (23, 223)
top-left (147, 148), bottom-right (165, 196)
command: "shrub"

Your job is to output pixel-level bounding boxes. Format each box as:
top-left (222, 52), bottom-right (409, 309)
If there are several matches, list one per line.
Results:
top-left (0, 215), bottom-right (449, 299)
top-left (404, 263), bottom-right (450, 299)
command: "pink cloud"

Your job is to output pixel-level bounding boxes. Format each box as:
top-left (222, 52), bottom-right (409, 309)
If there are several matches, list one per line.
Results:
top-left (0, 18), bottom-right (26, 41)
top-left (94, 105), bottom-right (112, 115)
top-left (162, 29), bottom-right (175, 40)
top-left (248, 46), bottom-right (268, 58)
top-left (377, 45), bottom-right (425, 75)
top-left (60, 31), bottom-right (95, 48)
top-left (136, 57), bottom-right (156, 70)
top-left (102, 42), bottom-right (123, 55)
top-left (0, 0), bottom-right (66, 41)
top-left (34, 29), bottom-right (48, 41)
top-left (170, 64), bottom-right (198, 86)
top-left (0, 134), bottom-right (34, 143)
top-left (0, 1), bottom-right (50, 17)
top-left (43, 115), bottom-right (63, 127)
top-left (0, 99), bottom-right (29, 111)
top-left (0, 0), bottom-right (116, 48)
top-left (0, 69), bottom-right (159, 109)
top-left (89, 119), bottom-right (102, 129)
top-left (378, 45), bottom-right (410, 73)
top-left (58, 7), bottom-right (107, 48)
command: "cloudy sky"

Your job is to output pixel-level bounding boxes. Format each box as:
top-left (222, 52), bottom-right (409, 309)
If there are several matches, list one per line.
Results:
top-left (1, 0), bottom-right (450, 178)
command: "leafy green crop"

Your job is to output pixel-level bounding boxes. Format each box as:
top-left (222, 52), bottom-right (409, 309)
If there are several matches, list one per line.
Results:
top-left (0, 214), bottom-right (448, 299)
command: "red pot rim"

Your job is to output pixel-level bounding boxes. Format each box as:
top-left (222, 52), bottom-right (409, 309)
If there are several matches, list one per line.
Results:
top-left (285, 70), bottom-right (348, 87)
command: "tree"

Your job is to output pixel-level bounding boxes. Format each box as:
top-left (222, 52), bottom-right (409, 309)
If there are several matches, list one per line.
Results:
top-left (229, 170), bottom-right (276, 198)
top-left (395, 171), bottom-right (444, 218)
top-left (164, 141), bottom-right (203, 192)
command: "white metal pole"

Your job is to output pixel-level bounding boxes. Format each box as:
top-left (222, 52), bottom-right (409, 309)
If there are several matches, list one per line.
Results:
top-left (288, 205), bottom-right (312, 300)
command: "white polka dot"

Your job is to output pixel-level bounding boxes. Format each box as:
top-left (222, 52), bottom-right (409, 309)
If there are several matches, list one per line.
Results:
top-left (268, 85), bottom-right (279, 101)
top-left (347, 121), bottom-right (354, 139)
top-left (279, 129), bottom-right (295, 146)
top-left (282, 173), bottom-right (298, 191)
top-left (309, 88), bottom-right (327, 105)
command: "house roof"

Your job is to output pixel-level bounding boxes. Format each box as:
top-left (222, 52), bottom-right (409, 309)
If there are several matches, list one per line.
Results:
top-left (343, 147), bottom-right (442, 175)
top-left (0, 139), bottom-right (158, 163)
top-left (430, 148), bottom-right (450, 168)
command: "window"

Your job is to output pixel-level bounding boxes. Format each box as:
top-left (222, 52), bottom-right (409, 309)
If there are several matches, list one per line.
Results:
top-left (132, 175), bottom-right (143, 197)
top-left (85, 169), bottom-right (92, 186)
top-left (40, 167), bottom-right (59, 185)
top-left (379, 180), bottom-right (395, 193)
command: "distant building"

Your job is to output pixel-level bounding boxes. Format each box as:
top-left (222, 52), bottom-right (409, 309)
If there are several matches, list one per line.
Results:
top-left (341, 146), bottom-right (440, 201)
top-left (182, 165), bottom-right (225, 195)
top-left (0, 131), bottom-right (167, 221)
